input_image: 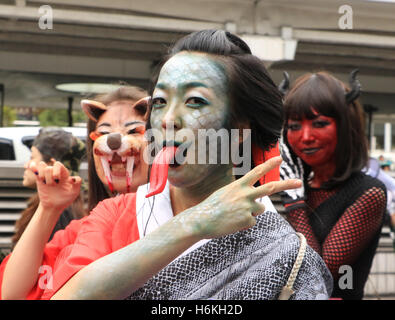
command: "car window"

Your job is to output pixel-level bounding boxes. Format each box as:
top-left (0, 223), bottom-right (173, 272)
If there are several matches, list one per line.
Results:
top-left (21, 136), bottom-right (35, 150)
top-left (21, 135), bottom-right (87, 162)
top-left (0, 138), bottom-right (15, 160)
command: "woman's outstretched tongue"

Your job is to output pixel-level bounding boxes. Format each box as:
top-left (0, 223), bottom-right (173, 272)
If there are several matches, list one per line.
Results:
top-left (146, 146), bottom-right (178, 198)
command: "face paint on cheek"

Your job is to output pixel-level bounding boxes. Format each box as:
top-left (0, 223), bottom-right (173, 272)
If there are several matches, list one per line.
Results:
top-left (314, 125), bottom-right (337, 160)
top-left (148, 53), bottom-right (230, 191)
top-left (92, 127), bottom-right (145, 194)
top-left (287, 117), bottom-right (337, 167)
top-left (182, 113), bottom-right (200, 130)
top-left (181, 108), bottom-right (224, 131)
top-left (194, 108), bottom-right (225, 130)
top-left (150, 117), bottom-right (162, 130)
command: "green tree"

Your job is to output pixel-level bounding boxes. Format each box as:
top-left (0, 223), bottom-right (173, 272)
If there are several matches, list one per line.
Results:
top-left (72, 110), bottom-right (88, 124)
top-left (38, 109), bottom-right (87, 127)
top-left (2, 106), bottom-right (17, 126)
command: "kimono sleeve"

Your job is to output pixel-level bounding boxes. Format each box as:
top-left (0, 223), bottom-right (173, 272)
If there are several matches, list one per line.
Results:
top-left (40, 195), bottom-right (134, 299)
top-left (0, 218), bottom-right (83, 300)
top-left (291, 245), bottom-right (334, 300)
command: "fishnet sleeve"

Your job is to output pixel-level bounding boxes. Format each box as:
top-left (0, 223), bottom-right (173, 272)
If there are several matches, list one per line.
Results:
top-left (286, 207), bottom-right (322, 255)
top-left (322, 187), bottom-right (386, 280)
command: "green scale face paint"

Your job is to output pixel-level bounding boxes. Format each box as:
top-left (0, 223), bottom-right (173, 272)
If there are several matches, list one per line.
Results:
top-left (147, 52), bottom-right (234, 193)
top-left (151, 52), bottom-right (229, 131)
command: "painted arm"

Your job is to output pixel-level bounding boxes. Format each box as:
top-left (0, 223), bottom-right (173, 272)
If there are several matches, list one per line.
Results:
top-left (51, 157), bottom-right (302, 300)
top-left (1, 161), bottom-right (81, 300)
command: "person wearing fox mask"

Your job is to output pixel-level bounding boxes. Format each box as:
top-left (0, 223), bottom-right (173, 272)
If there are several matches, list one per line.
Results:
top-left (5, 30), bottom-right (332, 300)
top-left (0, 87), bottom-right (150, 300)
top-left (83, 86), bottom-right (149, 210)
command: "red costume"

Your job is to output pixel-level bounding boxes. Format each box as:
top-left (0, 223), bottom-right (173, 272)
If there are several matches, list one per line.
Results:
top-left (0, 194), bottom-right (139, 299)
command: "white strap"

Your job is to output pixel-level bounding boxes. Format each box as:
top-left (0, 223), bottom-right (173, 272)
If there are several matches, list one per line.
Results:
top-left (278, 232), bottom-right (307, 300)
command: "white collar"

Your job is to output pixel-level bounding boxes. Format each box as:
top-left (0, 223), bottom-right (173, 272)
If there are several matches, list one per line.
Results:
top-left (136, 180), bottom-right (173, 238)
top-left (135, 181), bottom-right (277, 259)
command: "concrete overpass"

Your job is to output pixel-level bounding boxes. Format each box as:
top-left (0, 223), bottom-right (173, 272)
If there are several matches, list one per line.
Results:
top-left (0, 0), bottom-right (394, 149)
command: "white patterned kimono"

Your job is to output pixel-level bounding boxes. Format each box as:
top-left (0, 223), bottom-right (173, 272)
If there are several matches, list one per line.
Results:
top-left (127, 182), bottom-right (333, 300)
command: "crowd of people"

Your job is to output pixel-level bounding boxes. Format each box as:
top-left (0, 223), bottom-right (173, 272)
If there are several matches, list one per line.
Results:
top-left (0, 29), bottom-right (390, 300)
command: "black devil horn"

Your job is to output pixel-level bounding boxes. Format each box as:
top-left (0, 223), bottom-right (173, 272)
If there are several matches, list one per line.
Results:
top-left (345, 69), bottom-right (361, 104)
top-left (278, 71), bottom-right (290, 96)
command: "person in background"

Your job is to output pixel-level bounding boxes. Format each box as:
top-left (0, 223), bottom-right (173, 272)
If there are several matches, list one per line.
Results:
top-left (0, 87), bottom-right (150, 300)
top-left (365, 157), bottom-right (395, 250)
top-left (14, 127), bottom-right (86, 246)
top-left (0, 128), bottom-right (86, 298)
top-left (378, 155), bottom-right (392, 171)
top-left (83, 86), bottom-right (149, 211)
top-left (280, 70), bottom-right (387, 300)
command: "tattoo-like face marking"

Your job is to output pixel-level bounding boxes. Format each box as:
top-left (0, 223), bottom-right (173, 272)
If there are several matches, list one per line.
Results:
top-left (151, 52), bottom-right (228, 130)
top-left (92, 100), bottom-right (149, 194)
top-left (150, 52), bottom-right (231, 188)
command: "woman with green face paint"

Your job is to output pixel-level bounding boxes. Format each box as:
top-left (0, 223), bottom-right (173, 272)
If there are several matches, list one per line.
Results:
top-left (16, 30), bottom-right (331, 300)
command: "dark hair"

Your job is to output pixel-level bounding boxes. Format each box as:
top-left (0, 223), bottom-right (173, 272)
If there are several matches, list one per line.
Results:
top-left (283, 71), bottom-right (368, 187)
top-left (33, 128), bottom-right (73, 163)
top-left (147, 29), bottom-right (283, 153)
top-left (13, 194), bottom-right (40, 246)
top-left (86, 86), bottom-right (148, 211)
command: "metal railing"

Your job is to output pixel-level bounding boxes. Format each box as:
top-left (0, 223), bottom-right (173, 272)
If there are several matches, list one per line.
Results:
top-left (0, 161), bottom-right (87, 254)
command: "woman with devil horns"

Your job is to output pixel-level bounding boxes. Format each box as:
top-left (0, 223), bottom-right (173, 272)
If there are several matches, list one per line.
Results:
top-left (279, 70), bottom-right (387, 300)
top-left (6, 30), bottom-right (332, 300)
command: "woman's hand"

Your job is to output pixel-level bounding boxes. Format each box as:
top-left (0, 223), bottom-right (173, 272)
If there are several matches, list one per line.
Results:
top-left (179, 156), bottom-right (302, 239)
top-left (29, 161), bottom-right (82, 212)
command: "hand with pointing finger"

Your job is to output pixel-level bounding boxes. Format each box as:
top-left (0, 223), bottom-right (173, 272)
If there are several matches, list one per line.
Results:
top-left (178, 156), bottom-right (302, 239)
top-left (29, 160), bottom-right (82, 212)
